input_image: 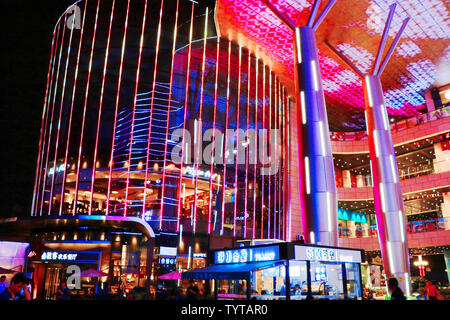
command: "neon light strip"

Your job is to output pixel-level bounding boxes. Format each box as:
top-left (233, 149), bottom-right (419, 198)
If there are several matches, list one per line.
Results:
top-left (300, 91), bottom-right (306, 125)
top-left (319, 121), bottom-right (326, 156)
top-left (259, 62), bottom-right (265, 239)
top-left (33, 21), bottom-right (61, 216)
top-left (327, 192), bottom-right (333, 232)
top-left (88, 0), bottom-right (116, 214)
top-left (160, 0), bottom-right (179, 229)
top-left (73, 0), bottom-right (101, 216)
top-left (387, 241), bottom-right (395, 273)
top-left (277, 78), bottom-right (282, 239)
top-left (399, 210), bottom-right (405, 243)
top-left (175, 3), bottom-right (195, 232)
top-left (220, 40), bottom-right (232, 236)
top-left (267, 71), bottom-right (272, 238)
top-left (59, 2), bottom-right (88, 216)
top-left (366, 76), bottom-right (374, 107)
top-left (389, 154), bottom-right (398, 184)
top-left (311, 60), bottom-right (319, 92)
top-left (124, 0), bottom-right (150, 217)
top-left (379, 182), bottom-right (386, 213)
top-left (364, 110), bottom-right (369, 136)
top-left (310, 231), bottom-right (315, 244)
top-left (192, 7), bottom-right (208, 233)
top-left (295, 28), bottom-right (302, 64)
top-left (381, 104), bottom-right (390, 131)
top-left (305, 156), bottom-right (310, 194)
top-left (143, 0), bottom-right (165, 220)
top-left (273, 77), bottom-right (278, 239)
top-left (252, 58), bottom-right (258, 239)
top-left (405, 273), bottom-right (411, 297)
top-left (106, 0), bottom-right (131, 216)
top-left (49, 7), bottom-right (78, 216)
top-left (207, 36), bottom-right (220, 234)
top-left (373, 129), bottom-right (380, 158)
top-left (39, 13), bottom-right (68, 216)
top-left (232, 45), bottom-right (242, 238)
top-left (244, 49), bottom-right (250, 239)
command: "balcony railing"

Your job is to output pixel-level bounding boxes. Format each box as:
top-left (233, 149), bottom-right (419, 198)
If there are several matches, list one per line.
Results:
top-left (338, 217), bottom-right (448, 238)
top-left (330, 106), bottom-right (450, 142)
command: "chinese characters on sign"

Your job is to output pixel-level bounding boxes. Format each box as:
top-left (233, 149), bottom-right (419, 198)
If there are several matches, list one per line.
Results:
top-left (41, 251), bottom-right (78, 261)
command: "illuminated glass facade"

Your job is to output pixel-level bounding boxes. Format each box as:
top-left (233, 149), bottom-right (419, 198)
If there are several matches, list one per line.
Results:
top-left (32, 0), bottom-right (290, 241)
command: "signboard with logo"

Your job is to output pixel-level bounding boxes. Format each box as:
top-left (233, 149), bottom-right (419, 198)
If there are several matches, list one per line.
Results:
top-left (294, 245), bottom-right (362, 263)
top-left (38, 251), bottom-right (100, 263)
top-left (214, 245), bottom-right (280, 264)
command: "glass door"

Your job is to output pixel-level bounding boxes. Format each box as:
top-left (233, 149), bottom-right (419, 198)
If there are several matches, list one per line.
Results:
top-left (309, 262), bottom-right (344, 300)
top-left (344, 263), bottom-right (362, 299)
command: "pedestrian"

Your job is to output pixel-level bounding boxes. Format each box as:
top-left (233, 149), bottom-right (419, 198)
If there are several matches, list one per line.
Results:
top-left (56, 281), bottom-right (70, 300)
top-left (0, 272), bottom-right (31, 300)
top-left (416, 289), bottom-right (427, 300)
top-left (185, 280), bottom-right (200, 300)
top-left (387, 277), bottom-right (406, 301)
top-left (424, 280), bottom-right (440, 300)
top-left (0, 275), bottom-right (8, 294)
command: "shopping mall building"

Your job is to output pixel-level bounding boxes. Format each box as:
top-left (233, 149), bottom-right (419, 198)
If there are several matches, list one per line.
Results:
top-left (1, 0), bottom-right (449, 299)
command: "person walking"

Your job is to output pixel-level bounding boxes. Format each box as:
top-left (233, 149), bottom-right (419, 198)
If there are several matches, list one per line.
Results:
top-left (424, 280), bottom-right (440, 300)
top-left (387, 277), bottom-right (406, 301)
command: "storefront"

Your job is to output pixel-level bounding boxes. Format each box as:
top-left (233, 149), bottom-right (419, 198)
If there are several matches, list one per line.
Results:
top-left (182, 242), bottom-right (364, 300)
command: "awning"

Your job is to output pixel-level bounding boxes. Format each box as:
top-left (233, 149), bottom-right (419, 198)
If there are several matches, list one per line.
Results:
top-left (182, 261), bottom-right (283, 280)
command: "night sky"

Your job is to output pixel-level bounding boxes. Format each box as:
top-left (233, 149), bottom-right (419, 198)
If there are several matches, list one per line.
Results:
top-left (1, 1), bottom-right (76, 218)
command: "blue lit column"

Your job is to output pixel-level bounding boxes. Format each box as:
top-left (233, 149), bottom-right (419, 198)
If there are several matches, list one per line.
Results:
top-left (262, 0), bottom-right (339, 246)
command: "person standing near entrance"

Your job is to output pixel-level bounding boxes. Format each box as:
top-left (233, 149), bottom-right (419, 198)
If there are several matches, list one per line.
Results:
top-left (0, 273), bottom-right (31, 300)
top-left (424, 280), bottom-right (440, 300)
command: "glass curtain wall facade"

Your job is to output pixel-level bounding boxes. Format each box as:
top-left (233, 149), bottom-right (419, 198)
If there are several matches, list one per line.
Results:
top-left (32, 0), bottom-right (290, 241)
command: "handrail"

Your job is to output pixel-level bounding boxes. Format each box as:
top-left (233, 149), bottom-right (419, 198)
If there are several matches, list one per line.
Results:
top-left (330, 106), bottom-right (450, 142)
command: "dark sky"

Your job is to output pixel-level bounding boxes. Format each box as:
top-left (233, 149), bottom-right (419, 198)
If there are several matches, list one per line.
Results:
top-left (1, 0), bottom-right (77, 218)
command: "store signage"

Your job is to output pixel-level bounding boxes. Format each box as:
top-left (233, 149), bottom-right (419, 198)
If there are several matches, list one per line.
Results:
top-left (193, 253), bottom-right (207, 258)
top-left (214, 245), bottom-right (279, 264)
top-left (182, 166), bottom-right (220, 182)
top-left (159, 246), bottom-right (177, 257)
top-left (295, 245), bottom-right (362, 263)
top-left (39, 251), bottom-right (100, 263)
top-left (48, 164), bottom-right (67, 176)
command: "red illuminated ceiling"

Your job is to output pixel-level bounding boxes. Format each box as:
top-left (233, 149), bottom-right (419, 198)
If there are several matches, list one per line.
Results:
top-left (215, 0), bottom-right (450, 130)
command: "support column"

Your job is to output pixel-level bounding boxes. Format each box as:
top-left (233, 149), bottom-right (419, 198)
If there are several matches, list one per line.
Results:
top-left (294, 26), bottom-right (338, 246)
top-left (364, 75), bottom-right (410, 294)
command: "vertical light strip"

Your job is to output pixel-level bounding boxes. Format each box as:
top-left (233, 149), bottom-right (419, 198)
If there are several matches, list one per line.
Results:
top-left (267, 71), bottom-right (272, 238)
top-left (59, 2), bottom-right (88, 216)
top-left (39, 13), bottom-right (69, 216)
top-left (366, 76), bottom-right (374, 107)
top-left (399, 210), bottom-right (405, 243)
top-left (310, 231), bottom-right (315, 244)
top-left (327, 192), bottom-right (333, 232)
top-left (207, 36), bottom-right (220, 234)
top-left (244, 50), bottom-right (251, 239)
top-left (106, 0), bottom-right (131, 216)
top-left (252, 59), bottom-right (258, 239)
top-left (232, 45), bottom-right (242, 238)
top-left (49, 8), bottom-right (77, 215)
top-left (369, 159), bottom-right (374, 187)
top-left (73, 0), bottom-right (101, 216)
top-left (389, 154), bottom-right (398, 183)
top-left (89, 0), bottom-right (116, 214)
top-left (142, 0), bottom-right (165, 220)
top-left (386, 241), bottom-right (395, 273)
top-left (300, 91), bottom-right (307, 125)
top-left (192, 7), bottom-right (208, 233)
top-left (373, 129), bottom-right (380, 158)
top-left (277, 80), bottom-right (282, 239)
top-left (220, 40), bottom-right (232, 235)
top-left (160, 0), bottom-right (179, 229)
top-left (259, 63), bottom-right (265, 240)
top-left (305, 156), bottom-right (310, 194)
top-left (175, 3), bottom-right (195, 232)
top-left (379, 182), bottom-right (386, 213)
top-left (381, 104), bottom-right (390, 131)
top-left (273, 77), bottom-right (278, 239)
top-left (124, 0), bottom-right (150, 217)
top-left (405, 273), bottom-right (411, 297)
top-left (364, 110), bottom-right (369, 136)
top-left (32, 20), bottom-right (59, 217)
top-left (319, 121), bottom-right (326, 156)
top-left (311, 60), bottom-right (319, 92)
top-left (295, 27), bottom-right (302, 64)
top-left (33, 22), bottom-right (61, 216)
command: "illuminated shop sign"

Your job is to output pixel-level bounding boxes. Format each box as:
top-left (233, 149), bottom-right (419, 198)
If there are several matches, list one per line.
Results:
top-left (214, 246), bottom-right (279, 264)
top-left (159, 246), bottom-right (177, 257)
top-left (182, 166), bottom-right (220, 182)
top-left (295, 246), bottom-right (362, 263)
top-left (39, 251), bottom-right (100, 263)
top-left (47, 164), bottom-right (68, 176)
top-left (158, 257), bottom-right (176, 266)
